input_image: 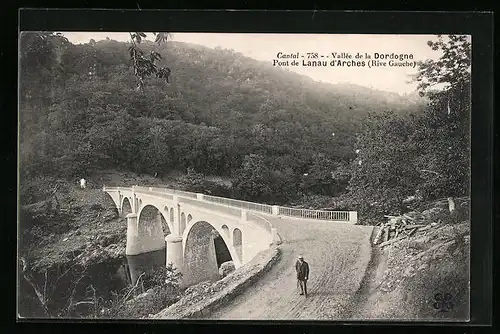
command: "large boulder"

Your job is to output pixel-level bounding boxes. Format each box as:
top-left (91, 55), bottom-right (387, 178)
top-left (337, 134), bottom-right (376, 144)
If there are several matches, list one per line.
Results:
top-left (218, 261), bottom-right (235, 278)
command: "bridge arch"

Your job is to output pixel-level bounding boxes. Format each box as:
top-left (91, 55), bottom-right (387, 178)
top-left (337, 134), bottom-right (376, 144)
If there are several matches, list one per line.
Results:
top-left (137, 204), bottom-right (173, 237)
top-left (126, 204), bottom-right (172, 285)
top-left (182, 220), bottom-right (241, 286)
top-left (121, 197), bottom-right (133, 216)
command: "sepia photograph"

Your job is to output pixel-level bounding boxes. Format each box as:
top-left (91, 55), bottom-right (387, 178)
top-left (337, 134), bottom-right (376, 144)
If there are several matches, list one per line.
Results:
top-left (18, 31), bottom-right (471, 321)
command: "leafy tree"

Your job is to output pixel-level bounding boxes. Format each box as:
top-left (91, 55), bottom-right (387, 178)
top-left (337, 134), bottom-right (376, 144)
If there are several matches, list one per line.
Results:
top-left (411, 35), bottom-right (471, 199)
top-left (178, 167), bottom-right (205, 191)
top-left (346, 111), bottom-right (423, 219)
top-left (19, 32), bottom-right (71, 144)
top-left (331, 160), bottom-right (352, 187)
top-left (128, 32), bottom-right (171, 90)
top-left (268, 168), bottom-right (300, 204)
top-left (232, 154), bottom-right (273, 202)
top-left (414, 35), bottom-right (471, 97)
top-left (141, 263), bottom-right (182, 290)
top-left (300, 153), bottom-right (345, 196)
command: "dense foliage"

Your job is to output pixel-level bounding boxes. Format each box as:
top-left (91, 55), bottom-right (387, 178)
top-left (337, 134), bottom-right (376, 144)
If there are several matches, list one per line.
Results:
top-left (99, 263), bottom-right (182, 319)
top-left (19, 32), bottom-right (469, 220)
top-left (343, 35), bottom-right (471, 222)
top-left (19, 32), bottom-right (424, 206)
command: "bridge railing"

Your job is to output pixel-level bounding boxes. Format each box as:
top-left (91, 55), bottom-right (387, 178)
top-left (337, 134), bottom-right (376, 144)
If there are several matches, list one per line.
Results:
top-left (103, 186), bottom-right (122, 192)
top-left (202, 194), bottom-right (273, 215)
top-left (278, 207), bottom-right (350, 221)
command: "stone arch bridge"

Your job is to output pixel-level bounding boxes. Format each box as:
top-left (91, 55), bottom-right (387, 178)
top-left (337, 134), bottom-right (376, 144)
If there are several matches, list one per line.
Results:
top-left (103, 186), bottom-right (357, 287)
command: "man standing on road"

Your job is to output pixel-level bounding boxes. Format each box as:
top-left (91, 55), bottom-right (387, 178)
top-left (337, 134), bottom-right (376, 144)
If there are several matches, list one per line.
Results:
top-left (295, 255), bottom-right (309, 297)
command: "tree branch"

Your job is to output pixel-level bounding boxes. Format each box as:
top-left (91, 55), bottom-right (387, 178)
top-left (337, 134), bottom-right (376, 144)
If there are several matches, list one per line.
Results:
top-left (121, 272), bottom-right (146, 303)
top-left (20, 258), bottom-right (51, 316)
top-left (419, 169), bottom-right (441, 176)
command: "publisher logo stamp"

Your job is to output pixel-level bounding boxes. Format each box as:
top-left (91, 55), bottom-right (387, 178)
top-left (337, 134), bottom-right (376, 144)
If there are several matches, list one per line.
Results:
top-left (433, 292), bottom-right (454, 312)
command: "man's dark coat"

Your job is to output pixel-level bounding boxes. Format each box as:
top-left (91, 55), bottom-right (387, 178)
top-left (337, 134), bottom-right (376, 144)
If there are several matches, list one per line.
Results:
top-left (295, 260), bottom-right (309, 281)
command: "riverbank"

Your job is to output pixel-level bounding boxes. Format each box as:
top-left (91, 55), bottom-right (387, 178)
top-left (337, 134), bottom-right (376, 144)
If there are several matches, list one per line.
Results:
top-left (18, 169), bottom-right (269, 318)
top-left (18, 171), bottom-right (183, 318)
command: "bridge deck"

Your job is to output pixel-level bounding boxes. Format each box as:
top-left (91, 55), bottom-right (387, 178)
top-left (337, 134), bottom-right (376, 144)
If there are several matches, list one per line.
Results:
top-left (104, 186), bottom-right (356, 224)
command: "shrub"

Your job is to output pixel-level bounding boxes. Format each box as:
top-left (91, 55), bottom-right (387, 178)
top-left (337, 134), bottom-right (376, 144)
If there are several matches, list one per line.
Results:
top-left (178, 167), bottom-right (232, 197)
top-left (98, 264), bottom-right (182, 319)
top-left (141, 263), bottom-right (182, 291)
top-left (114, 285), bottom-right (181, 319)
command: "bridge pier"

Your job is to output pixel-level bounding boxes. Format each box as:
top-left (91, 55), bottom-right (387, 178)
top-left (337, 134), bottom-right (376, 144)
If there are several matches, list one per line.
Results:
top-left (165, 234), bottom-right (184, 279)
top-left (125, 213), bottom-right (141, 284)
top-left (125, 212), bottom-right (167, 285)
top-left (125, 213), bottom-right (139, 248)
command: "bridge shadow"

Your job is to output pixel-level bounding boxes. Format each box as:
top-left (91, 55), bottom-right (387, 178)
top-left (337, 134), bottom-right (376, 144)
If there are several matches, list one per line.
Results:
top-left (282, 237), bottom-right (322, 245)
top-left (307, 290), bottom-right (339, 297)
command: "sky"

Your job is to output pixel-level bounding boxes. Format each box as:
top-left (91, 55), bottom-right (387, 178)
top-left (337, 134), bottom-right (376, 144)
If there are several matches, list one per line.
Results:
top-left (60, 32), bottom-right (460, 94)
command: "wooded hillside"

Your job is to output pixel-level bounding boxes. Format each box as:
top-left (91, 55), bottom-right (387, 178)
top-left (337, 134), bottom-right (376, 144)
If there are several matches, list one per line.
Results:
top-left (19, 33), bottom-right (468, 218)
top-left (19, 34), bottom-right (421, 177)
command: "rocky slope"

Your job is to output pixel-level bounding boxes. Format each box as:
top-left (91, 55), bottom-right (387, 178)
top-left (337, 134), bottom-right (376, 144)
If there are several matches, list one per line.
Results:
top-left (345, 198), bottom-right (470, 321)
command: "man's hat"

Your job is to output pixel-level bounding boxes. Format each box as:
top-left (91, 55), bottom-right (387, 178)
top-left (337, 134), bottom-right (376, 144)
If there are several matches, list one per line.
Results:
top-left (298, 255), bottom-right (304, 259)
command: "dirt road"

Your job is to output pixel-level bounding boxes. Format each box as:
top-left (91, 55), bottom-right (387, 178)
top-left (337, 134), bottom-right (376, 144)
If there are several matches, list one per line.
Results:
top-left (203, 216), bottom-right (374, 320)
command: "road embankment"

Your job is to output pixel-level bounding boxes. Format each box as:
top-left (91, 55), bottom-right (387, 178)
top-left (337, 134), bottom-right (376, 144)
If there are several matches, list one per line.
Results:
top-left (153, 246), bottom-right (281, 319)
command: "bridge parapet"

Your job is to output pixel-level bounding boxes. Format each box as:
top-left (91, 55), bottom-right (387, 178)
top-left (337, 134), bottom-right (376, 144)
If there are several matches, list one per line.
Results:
top-left (202, 194), bottom-right (274, 215)
top-left (246, 212), bottom-right (282, 246)
top-left (178, 196), bottom-right (243, 218)
top-left (133, 188), bottom-right (174, 200)
top-left (247, 212), bottom-right (272, 235)
top-left (135, 186), bottom-right (198, 199)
